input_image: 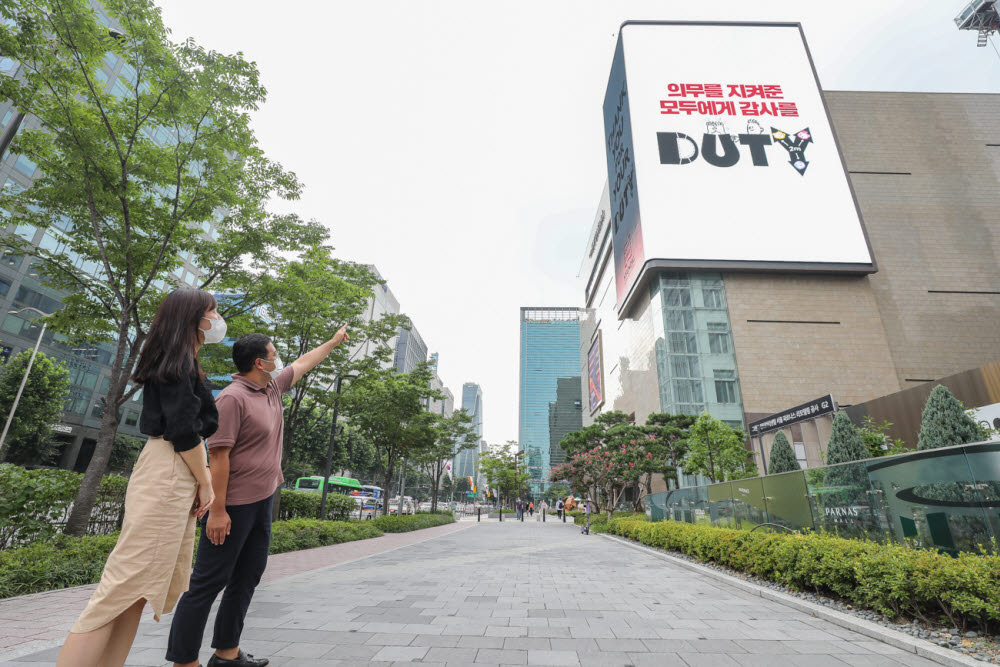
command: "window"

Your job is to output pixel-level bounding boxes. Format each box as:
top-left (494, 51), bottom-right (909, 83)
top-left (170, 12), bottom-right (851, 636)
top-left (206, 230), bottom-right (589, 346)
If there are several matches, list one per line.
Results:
top-left (703, 287), bottom-right (725, 308)
top-left (14, 286), bottom-right (61, 314)
top-left (665, 310), bottom-right (694, 331)
top-left (794, 442), bottom-right (807, 469)
top-left (708, 332), bottom-right (731, 354)
top-left (65, 387), bottom-right (93, 415)
top-left (91, 402), bottom-right (104, 418)
top-left (124, 410), bottom-right (138, 427)
top-left (664, 287), bottom-right (692, 307)
top-left (668, 332), bottom-right (697, 354)
top-left (1, 110), bottom-right (12, 127)
top-left (0, 276), bottom-right (10, 297)
top-left (673, 379), bottom-right (704, 404)
top-left (669, 355), bottom-right (700, 378)
top-left (715, 378), bottom-right (738, 404)
top-left (13, 153), bottom-right (37, 176)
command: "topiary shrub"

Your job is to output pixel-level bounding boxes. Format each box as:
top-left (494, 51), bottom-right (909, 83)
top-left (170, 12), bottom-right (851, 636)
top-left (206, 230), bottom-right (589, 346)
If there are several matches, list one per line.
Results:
top-left (825, 412), bottom-right (867, 465)
top-left (917, 385), bottom-right (982, 451)
top-left (768, 432), bottom-right (799, 474)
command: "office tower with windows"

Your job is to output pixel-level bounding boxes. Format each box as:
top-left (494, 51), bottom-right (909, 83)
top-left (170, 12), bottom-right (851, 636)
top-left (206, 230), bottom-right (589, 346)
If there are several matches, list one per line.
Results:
top-left (455, 382), bottom-right (483, 481)
top-left (349, 265), bottom-right (401, 371)
top-left (519, 308), bottom-right (583, 496)
top-left (393, 323), bottom-right (428, 374)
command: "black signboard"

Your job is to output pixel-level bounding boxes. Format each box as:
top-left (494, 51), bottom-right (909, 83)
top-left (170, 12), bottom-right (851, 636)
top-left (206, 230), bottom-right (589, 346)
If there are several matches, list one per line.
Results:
top-left (749, 394), bottom-right (835, 436)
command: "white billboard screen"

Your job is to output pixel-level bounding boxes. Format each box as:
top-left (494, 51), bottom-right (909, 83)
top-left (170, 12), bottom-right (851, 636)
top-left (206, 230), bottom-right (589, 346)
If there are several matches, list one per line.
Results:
top-left (603, 22), bottom-right (874, 312)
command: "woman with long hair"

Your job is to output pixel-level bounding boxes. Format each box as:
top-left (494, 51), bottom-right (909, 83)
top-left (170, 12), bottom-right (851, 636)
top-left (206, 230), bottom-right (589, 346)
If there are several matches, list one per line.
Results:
top-left (58, 288), bottom-right (226, 667)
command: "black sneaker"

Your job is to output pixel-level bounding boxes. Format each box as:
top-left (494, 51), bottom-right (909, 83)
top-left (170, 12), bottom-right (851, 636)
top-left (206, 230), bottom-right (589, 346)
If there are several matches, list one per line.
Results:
top-left (207, 650), bottom-right (269, 667)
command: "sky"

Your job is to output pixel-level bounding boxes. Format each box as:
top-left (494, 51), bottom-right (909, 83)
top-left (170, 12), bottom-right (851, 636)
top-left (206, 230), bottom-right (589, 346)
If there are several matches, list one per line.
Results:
top-left (158, 0), bottom-right (999, 445)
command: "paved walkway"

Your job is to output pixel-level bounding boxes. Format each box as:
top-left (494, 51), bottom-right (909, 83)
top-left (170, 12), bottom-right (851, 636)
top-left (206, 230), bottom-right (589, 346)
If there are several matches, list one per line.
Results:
top-left (0, 522), bottom-right (470, 661)
top-left (2, 520), bottom-right (939, 666)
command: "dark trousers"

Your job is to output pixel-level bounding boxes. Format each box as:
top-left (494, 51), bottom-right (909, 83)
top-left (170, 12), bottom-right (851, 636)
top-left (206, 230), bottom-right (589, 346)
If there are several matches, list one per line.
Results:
top-left (166, 496), bottom-right (273, 663)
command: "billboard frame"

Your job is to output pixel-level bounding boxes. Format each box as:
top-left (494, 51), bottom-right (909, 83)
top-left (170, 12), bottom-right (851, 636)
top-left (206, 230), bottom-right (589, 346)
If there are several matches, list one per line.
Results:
top-left (608, 20), bottom-right (878, 319)
top-left (587, 330), bottom-right (606, 415)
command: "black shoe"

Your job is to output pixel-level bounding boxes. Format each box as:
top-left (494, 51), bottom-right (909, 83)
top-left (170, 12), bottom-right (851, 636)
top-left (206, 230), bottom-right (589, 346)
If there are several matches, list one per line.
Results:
top-left (207, 650), bottom-right (269, 667)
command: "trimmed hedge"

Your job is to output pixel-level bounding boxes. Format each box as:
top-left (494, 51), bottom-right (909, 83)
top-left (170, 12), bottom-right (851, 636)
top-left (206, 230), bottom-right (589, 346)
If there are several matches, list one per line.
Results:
top-left (0, 513), bottom-right (453, 599)
top-left (277, 489), bottom-right (357, 522)
top-left (573, 511), bottom-right (647, 533)
top-left (372, 513), bottom-right (455, 533)
top-left (269, 518), bottom-right (382, 554)
top-left (607, 518), bottom-right (1000, 633)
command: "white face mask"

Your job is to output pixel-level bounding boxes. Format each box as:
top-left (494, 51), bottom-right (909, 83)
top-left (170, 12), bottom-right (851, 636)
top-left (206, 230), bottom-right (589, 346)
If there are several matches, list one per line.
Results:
top-left (200, 316), bottom-right (227, 344)
top-left (264, 355), bottom-right (284, 380)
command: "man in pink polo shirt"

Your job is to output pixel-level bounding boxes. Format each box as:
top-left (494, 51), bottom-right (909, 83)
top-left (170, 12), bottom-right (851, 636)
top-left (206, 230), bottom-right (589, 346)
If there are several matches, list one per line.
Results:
top-left (167, 326), bottom-right (349, 667)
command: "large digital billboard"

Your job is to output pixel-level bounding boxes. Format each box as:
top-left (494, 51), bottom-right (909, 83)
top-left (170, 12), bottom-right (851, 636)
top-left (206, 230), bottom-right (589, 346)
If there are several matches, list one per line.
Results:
top-left (603, 22), bottom-right (875, 314)
top-left (587, 331), bottom-right (605, 414)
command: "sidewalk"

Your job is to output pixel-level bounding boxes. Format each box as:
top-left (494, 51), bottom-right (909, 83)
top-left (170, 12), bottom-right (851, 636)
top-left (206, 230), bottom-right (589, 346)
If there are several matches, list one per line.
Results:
top-left (0, 521), bottom-right (471, 661)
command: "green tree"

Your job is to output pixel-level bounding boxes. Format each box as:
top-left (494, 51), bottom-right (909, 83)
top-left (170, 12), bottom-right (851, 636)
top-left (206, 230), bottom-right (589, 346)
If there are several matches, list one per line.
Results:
top-left (543, 482), bottom-right (570, 504)
top-left (415, 409), bottom-right (474, 512)
top-left (478, 443), bottom-right (530, 507)
top-left (767, 431), bottom-right (799, 474)
top-left (0, 0), bottom-right (325, 534)
top-left (644, 413), bottom-right (695, 493)
top-left (825, 412), bottom-right (868, 465)
top-left (260, 247), bottom-right (404, 473)
top-left (682, 412), bottom-right (756, 483)
top-left (917, 385), bottom-right (982, 451)
top-left (558, 423), bottom-right (605, 459)
top-left (0, 350), bottom-right (70, 465)
top-left (109, 433), bottom-right (143, 473)
top-left (857, 416), bottom-right (909, 457)
top-left (450, 475), bottom-right (471, 498)
top-left (340, 364), bottom-right (439, 515)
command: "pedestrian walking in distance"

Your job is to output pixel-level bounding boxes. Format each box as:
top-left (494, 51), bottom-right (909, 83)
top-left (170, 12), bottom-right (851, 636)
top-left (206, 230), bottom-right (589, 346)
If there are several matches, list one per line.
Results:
top-left (167, 326), bottom-right (349, 667)
top-left (528, 502), bottom-right (534, 517)
top-left (556, 497), bottom-right (564, 520)
top-left (58, 289), bottom-right (224, 667)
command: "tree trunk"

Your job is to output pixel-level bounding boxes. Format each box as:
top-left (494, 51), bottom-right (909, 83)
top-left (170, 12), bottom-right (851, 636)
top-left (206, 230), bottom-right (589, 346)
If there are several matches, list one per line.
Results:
top-left (64, 323), bottom-right (135, 536)
top-left (706, 434), bottom-right (716, 483)
top-left (430, 459), bottom-right (441, 512)
top-left (380, 465), bottom-right (394, 516)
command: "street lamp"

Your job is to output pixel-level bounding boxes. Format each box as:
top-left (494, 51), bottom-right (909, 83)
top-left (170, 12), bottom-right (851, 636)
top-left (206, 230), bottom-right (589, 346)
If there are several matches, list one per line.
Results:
top-left (319, 372), bottom-right (359, 520)
top-left (0, 307), bottom-right (52, 457)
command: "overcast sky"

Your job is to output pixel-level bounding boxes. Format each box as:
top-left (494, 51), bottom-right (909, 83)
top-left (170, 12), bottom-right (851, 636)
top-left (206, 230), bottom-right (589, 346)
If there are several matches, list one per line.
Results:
top-left (159, 0), bottom-right (999, 445)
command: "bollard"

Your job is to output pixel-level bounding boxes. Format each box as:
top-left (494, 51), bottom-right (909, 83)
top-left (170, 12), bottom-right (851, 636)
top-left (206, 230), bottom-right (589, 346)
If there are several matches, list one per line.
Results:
top-left (542, 508), bottom-right (546, 522)
top-left (499, 506), bottom-right (503, 522)
top-left (562, 511), bottom-right (566, 523)
top-left (477, 508), bottom-right (480, 522)
top-left (521, 509), bottom-right (524, 522)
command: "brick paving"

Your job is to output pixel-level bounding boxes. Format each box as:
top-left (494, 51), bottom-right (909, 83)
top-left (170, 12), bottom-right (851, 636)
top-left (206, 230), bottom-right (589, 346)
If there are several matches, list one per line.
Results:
top-left (0, 521), bottom-right (470, 661)
top-left (1, 520), bottom-right (941, 666)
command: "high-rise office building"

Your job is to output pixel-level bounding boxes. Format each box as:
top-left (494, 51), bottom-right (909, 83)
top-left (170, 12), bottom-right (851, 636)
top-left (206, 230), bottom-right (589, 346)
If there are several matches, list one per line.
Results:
top-left (393, 323), bottom-right (428, 374)
top-left (347, 265), bottom-right (401, 371)
top-left (518, 308), bottom-right (583, 495)
top-left (455, 382), bottom-right (484, 480)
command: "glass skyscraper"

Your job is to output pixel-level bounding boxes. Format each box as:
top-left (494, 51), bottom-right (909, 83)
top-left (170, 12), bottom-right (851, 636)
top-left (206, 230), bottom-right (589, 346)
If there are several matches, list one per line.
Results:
top-left (519, 308), bottom-right (583, 496)
top-left (455, 382), bottom-right (483, 481)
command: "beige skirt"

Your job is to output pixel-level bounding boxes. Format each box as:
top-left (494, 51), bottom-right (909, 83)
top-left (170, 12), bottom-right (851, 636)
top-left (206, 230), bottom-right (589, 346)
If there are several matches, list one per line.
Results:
top-left (71, 437), bottom-right (202, 633)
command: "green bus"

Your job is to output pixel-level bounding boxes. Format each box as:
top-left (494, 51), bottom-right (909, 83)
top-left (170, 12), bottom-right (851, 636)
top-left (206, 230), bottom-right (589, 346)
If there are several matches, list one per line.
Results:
top-left (293, 475), bottom-right (363, 495)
